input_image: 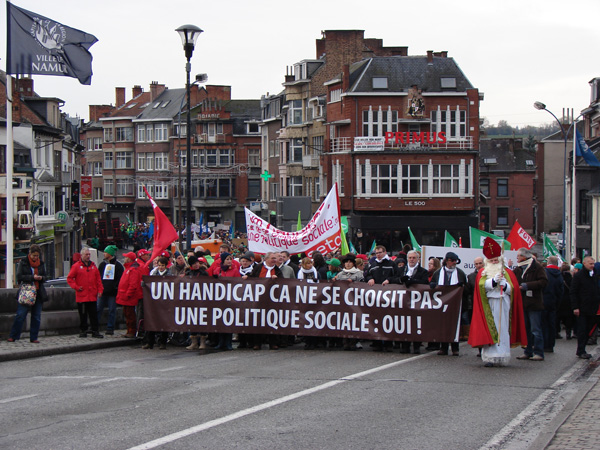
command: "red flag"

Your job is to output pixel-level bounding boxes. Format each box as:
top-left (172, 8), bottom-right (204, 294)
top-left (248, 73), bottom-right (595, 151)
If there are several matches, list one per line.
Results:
top-left (458, 237), bottom-right (462, 248)
top-left (506, 221), bottom-right (536, 250)
top-left (143, 186), bottom-right (178, 267)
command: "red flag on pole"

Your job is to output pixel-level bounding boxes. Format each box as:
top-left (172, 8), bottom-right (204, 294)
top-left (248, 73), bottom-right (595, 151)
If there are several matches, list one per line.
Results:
top-left (506, 221), bottom-right (536, 250)
top-left (142, 186), bottom-right (178, 267)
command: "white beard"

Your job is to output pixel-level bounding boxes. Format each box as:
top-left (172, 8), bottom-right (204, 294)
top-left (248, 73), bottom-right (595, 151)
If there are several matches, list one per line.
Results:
top-left (482, 257), bottom-right (504, 279)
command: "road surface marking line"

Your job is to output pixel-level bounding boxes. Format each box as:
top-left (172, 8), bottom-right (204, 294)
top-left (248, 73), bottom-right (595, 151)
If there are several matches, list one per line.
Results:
top-left (0, 394), bottom-right (38, 404)
top-left (155, 366), bottom-right (186, 372)
top-left (127, 353), bottom-right (431, 450)
top-left (82, 377), bottom-right (122, 386)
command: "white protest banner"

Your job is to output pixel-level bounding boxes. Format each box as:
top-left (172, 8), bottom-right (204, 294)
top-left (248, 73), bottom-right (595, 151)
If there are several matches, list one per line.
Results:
top-left (245, 184), bottom-right (341, 256)
top-left (421, 245), bottom-right (519, 273)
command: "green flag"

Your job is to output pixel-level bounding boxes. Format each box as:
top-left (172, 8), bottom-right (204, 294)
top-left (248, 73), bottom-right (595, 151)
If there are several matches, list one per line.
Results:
top-left (349, 241), bottom-right (357, 254)
top-left (408, 227), bottom-right (421, 252)
top-left (339, 216), bottom-right (350, 255)
top-left (444, 231), bottom-right (459, 248)
top-left (543, 233), bottom-right (562, 262)
top-left (469, 227), bottom-right (510, 250)
top-left (369, 240), bottom-right (377, 255)
top-left (297, 211), bottom-right (302, 232)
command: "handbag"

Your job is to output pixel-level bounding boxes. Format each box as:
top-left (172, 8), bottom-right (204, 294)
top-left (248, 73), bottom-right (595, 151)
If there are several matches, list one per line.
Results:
top-left (17, 283), bottom-right (37, 306)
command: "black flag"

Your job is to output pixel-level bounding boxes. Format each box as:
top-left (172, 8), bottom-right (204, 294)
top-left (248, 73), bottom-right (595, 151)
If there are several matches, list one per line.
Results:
top-left (6, 3), bottom-right (98, 85)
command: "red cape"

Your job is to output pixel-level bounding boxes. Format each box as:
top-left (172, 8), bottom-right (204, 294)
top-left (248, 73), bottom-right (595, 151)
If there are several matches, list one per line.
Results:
top-left (468, 268), bottom-right (527, 348)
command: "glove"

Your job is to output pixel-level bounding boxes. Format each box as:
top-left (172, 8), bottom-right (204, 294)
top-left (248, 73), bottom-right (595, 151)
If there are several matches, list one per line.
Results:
top-left (520, 283), bottom-right (528, 291)
top-left (493, 273), bottom-right (502, 283)
top-left (401, 275), bottom-right (409, 284)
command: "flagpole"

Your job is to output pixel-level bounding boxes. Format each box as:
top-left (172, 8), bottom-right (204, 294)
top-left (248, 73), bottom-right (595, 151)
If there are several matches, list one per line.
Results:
top-left (5, 74), bottom-right (14, 288)
top-left (571, 118), bottom-right (577, 259)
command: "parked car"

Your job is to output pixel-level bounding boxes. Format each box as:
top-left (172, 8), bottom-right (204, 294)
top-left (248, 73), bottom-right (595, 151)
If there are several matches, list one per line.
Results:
top-left (44, 277), bottom-right (69, 288)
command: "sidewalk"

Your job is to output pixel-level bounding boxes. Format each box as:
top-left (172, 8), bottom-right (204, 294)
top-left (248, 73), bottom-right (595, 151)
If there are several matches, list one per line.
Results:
top-left (0, 332), bottom-right (137, 362)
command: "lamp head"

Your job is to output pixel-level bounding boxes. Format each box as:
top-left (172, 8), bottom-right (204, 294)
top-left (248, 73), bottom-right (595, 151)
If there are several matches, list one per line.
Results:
top-left (176, 25), bottom-right (203, 59)
top-left (533, 101), bottom-right (546, 111)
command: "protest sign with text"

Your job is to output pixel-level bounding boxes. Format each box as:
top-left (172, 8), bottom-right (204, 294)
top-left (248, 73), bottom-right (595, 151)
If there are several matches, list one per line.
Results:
top-left (142, 276), bottom-right (463, 342)
top-left (245, 184), bottom-right (342, 256)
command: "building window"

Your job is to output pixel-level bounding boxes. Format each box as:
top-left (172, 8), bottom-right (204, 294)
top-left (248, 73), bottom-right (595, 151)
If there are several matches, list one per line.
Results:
top-left (154, 123), bottom-right (168, 142)
top-left (372, 77), bottom-right (388, 89)
top-left (103, 179), bottom-right (114, 196)
top-left (87, 137), bottom-right (102, 151)
top-left (93, 187), bottom-right (102, 201)
top-left (36, 190), bottom-right (55, 217)
top-left (288, 139), bottom-right (303, 163)
top-left (311, 136), bottom-right (324, 154)
top-left (580, 189), bottom-right (590, 224)
top-left (480, 178), bottom-right (489, 197)
top-left (191, 149), bottom-right (199, 168)
top-left (155, 152), bottom-right (169, 171)
top-left (401, 165), bottom-right (428, 195)
top-left (137, 125), bottom-right (146, 142)
top-left (173, 123), bottom-right (187, 137)
top-left (92, 162), bottom-right (102, 176)
top-left (330, 89), bottom-right (341, 103)
top-left (430, 106), bottom-right (466, 139)
top-left (103, 128), bottom-right (113, 143)
top-left (247, 122), bottom-right (260, 134)
top-left (248, 179), bottom-right (260, 199)
top-left (104, 153), bottom-right (114, 169)
top-left (116, 127), bottom-right (133, 142)
top-left (368, 164), bottom-right (398, 194)
top-left (219, 149), bottom-right (231, 166)
top-left (137, 153), bottom-right (146, 171)
top-left (432, 165), bottom-right (460, 194)
top-left (206, 149), bottom-right (217, 167)
top-left (116, 179), bottom-right (134, 196)
top-left (248, 148), bottom-right (260, 167)
top-left (289, 100), bottom-right (303, 125)
top-left (287, 176), bottom-right (302, 196)
top-left (116, 152), bottom-right (133, 169)
top-left (497, 179), bottom-right (508, 197)
top-left (362, 107), bottom-right (398, 137)
top-left (146, 125), bottom-right (154, 142)
top-left (497, 207), bottom-right (509, 226)
top-left (270, 182), bottom-right (279, 201)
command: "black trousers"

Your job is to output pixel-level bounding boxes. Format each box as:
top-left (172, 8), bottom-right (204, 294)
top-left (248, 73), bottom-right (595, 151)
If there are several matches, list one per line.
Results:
top-left (576, 314), bottom-right (600, 355)
top-left (78, 302), bottom-right (99, 333)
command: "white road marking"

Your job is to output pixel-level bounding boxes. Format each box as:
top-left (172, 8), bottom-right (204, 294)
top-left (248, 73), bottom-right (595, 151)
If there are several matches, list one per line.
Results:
top-left (127, 353), bottom-right (432, 450)
top-left (82, 377), bottom-right (122, 386)
top-left (0, 394), bottom-right (38, 404)
top-left (155, 366), bottom-right (186, 372)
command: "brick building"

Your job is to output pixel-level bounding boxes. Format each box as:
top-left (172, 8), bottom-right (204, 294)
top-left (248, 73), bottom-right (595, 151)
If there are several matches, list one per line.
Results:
top-left (322, 50), bottom-right (482, 252)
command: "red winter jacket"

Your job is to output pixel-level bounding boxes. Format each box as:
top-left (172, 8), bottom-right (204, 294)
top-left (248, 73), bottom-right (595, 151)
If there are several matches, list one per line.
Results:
top-left (116, 261), bottom-right (143, 306)
top-left (67, 260), bottom-right (103, 303)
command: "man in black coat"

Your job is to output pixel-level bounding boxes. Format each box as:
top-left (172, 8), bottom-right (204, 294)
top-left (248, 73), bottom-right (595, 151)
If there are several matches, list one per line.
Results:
top-left (542, 256), bottom-right (564, 353)
top-left (430, 251), bottom-right (468, 356)
top-left (97, 245), bottom-right (124, 335)
top-left (398, 250), bottom-right (429, 354)
top-left (570, 256), bottom-right (600, 359)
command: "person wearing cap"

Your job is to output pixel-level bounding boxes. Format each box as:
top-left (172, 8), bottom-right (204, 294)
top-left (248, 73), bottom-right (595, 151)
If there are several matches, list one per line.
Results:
top-left (172, 252), bottom-right (188, 277)
top-left (67, 247), bottom-right (104, 339)
top-left (398, 250), bottom-right (429, 354)
top-left (513, 247), bottom-right (548, 361)
top-left (468, 238), bottom-right (527, 367)
top-left (239, 253), bottom-right (254, 277)
top-left (116, 252), bottom-right (143, 338)
top-left (326, 258), bottom-right (342, 280)
top-left (97, 245), bottom-right (124, 335)
top-left (430, 251), bottom-right (468, 356)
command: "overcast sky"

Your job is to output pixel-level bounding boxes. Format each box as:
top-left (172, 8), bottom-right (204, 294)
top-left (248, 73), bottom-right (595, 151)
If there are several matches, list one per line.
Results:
top-left (2, 0), bottom-right (599, 127)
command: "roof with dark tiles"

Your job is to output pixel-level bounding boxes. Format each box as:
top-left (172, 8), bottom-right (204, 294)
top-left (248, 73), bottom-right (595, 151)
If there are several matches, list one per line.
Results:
top-left (348, 56), bottom-right (474, 93)
top-left (479, 138), bottom-right (536, 172)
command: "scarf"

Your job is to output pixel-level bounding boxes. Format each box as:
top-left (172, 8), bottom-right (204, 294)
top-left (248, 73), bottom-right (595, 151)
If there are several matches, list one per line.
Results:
top-left (261, 263), bottom-right (276, 278)
top-left (375, 254), bottom-right (390, 264)
top-left (28, 254), bottom-right (41, 290)
top-left (437, 267), bottom-right (458, 286)
top-left (298, 267), bottom-right (318, 282)
top-left (406, 263), bottom-right (418, 277)
top-left (517, 257), bottom-right (533, 276)
top-left (239, 265), bottom-right (253, 276)
top-left (342, 267), bottom-right (361, 275)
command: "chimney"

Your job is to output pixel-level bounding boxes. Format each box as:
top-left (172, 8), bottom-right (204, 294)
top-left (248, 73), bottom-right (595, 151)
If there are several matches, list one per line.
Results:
top-left (132, 85), bottom-right (143, 98)
top-left (150, 81), bottom-right (166, 101)
top-left (116, 87), bottom-right (126, 107)
top-left (427, 50), bottom-right (433, 64)
top-left (17, 77), bottom-right (34, 95)
top-left (342, 65), bottom-right (350, 91)
top-left (89, 105), bottom-right (115, 122)
top-left (440, 51), bottom-right (448, 58)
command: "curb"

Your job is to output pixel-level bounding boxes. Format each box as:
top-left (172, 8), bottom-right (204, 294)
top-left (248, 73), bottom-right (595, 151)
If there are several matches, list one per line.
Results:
top-left (0, 338), bottom-right (139, 363)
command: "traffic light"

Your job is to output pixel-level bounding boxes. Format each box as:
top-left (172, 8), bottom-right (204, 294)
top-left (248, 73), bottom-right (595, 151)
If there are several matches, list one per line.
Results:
top-left (71, 181), bottom-right (80, 209)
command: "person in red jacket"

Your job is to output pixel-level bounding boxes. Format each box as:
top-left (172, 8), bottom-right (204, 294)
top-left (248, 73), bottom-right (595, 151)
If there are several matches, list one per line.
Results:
top-left (212, 253), bottom-right (241, 350)
top-left (67, 247), bottom-right (104, 338)
top-left (116, 252), bottom-right (143, 338)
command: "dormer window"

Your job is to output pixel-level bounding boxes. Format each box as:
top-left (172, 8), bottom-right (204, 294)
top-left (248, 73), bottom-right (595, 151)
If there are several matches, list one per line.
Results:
top-left (372, 77), bottom-right (388, 89)
top-left (441, 77), bottom-right (457, 89)
top-left (483, 158), bottom-right (497, 165)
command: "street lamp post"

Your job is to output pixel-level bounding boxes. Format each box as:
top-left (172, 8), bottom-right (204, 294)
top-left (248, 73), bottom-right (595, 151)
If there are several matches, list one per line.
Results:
top-left (534, 101), bottom-right (582, 260)
top-left (176, 24), bottom-right (203, 251)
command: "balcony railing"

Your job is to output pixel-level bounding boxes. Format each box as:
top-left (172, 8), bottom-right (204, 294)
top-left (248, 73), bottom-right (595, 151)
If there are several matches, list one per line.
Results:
top-left (302, 154), bottom-right (320, 168)
top-left (330, 137), bottom-right (352, 152)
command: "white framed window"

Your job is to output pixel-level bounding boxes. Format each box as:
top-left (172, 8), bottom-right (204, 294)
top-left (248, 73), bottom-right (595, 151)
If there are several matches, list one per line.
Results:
top-left (289, 100), bottom-right (303, 125)
top-left (104, 152), bottom-right (114, 169)
top-left (154, 123), bottom-right (169, 142)
top-left (173, 123), bottom-right (187, 137)
top-left (36, 190), bottom-right (55, 218)
top-left (116, 152), bottom-right (133, 169)
top-left (311, 136), bottom-right (324, 154)
top-left (155, 152), bottom-right (168, 171)
top-left (362, 106), bottom-right (398, 137)
top-left (219, 149), bottom-right (231, 166)
top-left (248, 148), bottom-right (260, 167)
top-left (116, 179), bottom-right (134, 196)
top-left (92, 161), bottom-right (102, 176)
top-left (137, 153), bottom-right (146, 171)
top-left (269, 182), bottom-right (279, 201)
top-left (93, 187), bottom-right (102, 201)
top-left (115, 127), bottom-right (133, 142)
top-left (287, 176), bottom-right (302, 196)
top-left (155, 182), bottom-right (169, 199)
top-left (432, 164), bottom-right (460, 194)
top-left (137, 125), bottom-right (146, 143)
top-left (191, 149), bottom-right (199, 168)
top-left (145, 125), bottom-right (154, 142)
top-left (430, 106), bottom-right (466, 139)
top-left (330, 89), bottom-right (342, 103)
top-left (288, 139), bottom-right (302, 162)
top-left (247, 122), bottom-right (260, 134)
top-left (103, 179), bottom-right (114, 196)
top-left (103, 128), bottom-right (113, 143)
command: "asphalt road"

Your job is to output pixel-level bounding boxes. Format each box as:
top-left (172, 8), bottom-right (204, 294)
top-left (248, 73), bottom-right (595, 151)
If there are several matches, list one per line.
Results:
top-left (0, 338), bottom-right (595, 450)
